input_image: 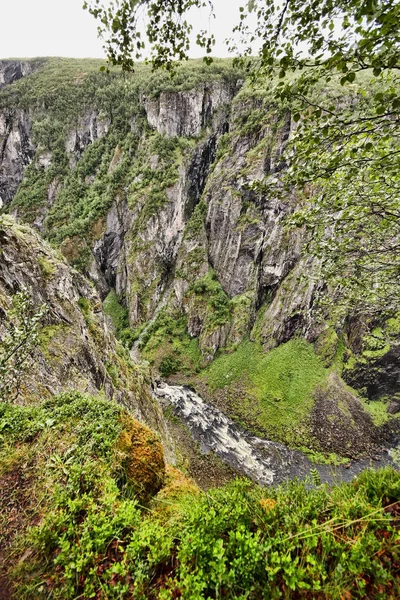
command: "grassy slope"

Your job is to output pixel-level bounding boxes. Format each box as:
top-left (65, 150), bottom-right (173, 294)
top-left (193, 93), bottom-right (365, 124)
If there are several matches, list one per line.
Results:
top-left (202, 338), bottom-right (327, 430)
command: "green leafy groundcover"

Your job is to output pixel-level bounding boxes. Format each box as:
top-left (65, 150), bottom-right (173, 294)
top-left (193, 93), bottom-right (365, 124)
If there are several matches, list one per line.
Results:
top-left (1, 393), bottom-right (400, 599)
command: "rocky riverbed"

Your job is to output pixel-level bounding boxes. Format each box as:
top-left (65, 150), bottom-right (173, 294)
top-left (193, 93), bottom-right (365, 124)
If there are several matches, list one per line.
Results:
top-left (154, 382), bottom-right (396, 486)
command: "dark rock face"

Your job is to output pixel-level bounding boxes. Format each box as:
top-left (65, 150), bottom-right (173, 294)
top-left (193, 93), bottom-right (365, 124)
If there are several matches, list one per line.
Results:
top-left (0, 109), bottom-right (35, 206)
top-left (185, 133), bottom-right (218, 219)
top-left (93, 198), bottom-right (132, 294)
top-left (0, 60), bottom-right (36, 89)
top-left (309, 373), bottom-right (384, 457)
top-left (345, 344), bottom-right (400, 400)
top-left (388, 400), bottom-right (400, 415)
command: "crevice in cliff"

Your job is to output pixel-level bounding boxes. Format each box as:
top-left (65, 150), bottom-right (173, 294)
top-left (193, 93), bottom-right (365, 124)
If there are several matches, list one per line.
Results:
top-left (185, 133), bottom-right (218, 221)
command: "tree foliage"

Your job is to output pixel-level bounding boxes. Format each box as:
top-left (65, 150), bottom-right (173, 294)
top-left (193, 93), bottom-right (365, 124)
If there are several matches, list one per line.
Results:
top-left (242, 0), bottom-right (400, 316)
top-left (0, 290), bottom-right (47, 402)
top-left (84, 0), bottom-right (215, 71)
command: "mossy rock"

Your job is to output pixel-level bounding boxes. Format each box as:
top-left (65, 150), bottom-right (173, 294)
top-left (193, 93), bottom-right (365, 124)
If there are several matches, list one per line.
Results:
top-left (153, 465), bottom-right (200, 522)
top-left (117, 414), bottom-right (165, 500)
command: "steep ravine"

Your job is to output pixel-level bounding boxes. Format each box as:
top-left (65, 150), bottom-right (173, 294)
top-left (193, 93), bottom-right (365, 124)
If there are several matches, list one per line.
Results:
top-left (1, 58), bottom-right (400, 470)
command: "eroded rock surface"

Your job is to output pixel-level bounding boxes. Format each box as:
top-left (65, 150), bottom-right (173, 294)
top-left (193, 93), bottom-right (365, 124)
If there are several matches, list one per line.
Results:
top-left (0, 216), bottom-right (164, 435)
top-left (0, 109), bottom-right (35, 206)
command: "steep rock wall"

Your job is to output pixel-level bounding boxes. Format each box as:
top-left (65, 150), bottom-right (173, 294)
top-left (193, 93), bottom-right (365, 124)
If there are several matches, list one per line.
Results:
top-left (0, 59), bottom-right (399, 419)
top-left (0, 215), bottom-right (165, 435)
top-left (0, 60), bottom-right (37, 89)
top-left (0, 109), bottom-right (35, 206)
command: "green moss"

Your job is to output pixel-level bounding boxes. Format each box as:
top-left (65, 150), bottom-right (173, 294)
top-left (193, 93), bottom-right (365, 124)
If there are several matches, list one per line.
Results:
top-left (38, 256), bottom-right (56, 279)
top-left (385, 314), bottom-right (400, 337)
top-left (227, 292), bottom-right (254, 349)
top-left (77, 296), bottom-right (90, 315)
top-left (316, 327), bottom-right (339, 366)
top-left (77, 297), bottom-right (104, 345)
top-left (103, 290), bottom-right (135, 347)
top-left (298, 448), bottom-right (350, 466)
top-left (362, 400), bottom-right (392, 426)
top-left (362, 346), bottom-right (391, 359)
top-left (38, 324), bottom-right (67, 360)
top-left (202, 339), bottom-right (328, 438)
top-left (363, 327), bottom-right (389, 357)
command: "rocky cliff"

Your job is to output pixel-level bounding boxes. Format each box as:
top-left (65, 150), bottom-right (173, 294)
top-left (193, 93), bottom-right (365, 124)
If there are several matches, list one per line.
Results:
top-left (0, 214), bottom-right (165, 434)
top-left (1, 57), bottom-right (399, 462)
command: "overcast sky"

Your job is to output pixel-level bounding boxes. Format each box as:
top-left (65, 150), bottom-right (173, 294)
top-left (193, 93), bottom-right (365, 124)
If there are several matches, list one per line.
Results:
top-left (0, 0), bottom-right (249, 60)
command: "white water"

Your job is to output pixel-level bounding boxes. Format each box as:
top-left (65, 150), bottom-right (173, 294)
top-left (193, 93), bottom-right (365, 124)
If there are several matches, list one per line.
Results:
top-left (153, 382), bottom-right (393, 486)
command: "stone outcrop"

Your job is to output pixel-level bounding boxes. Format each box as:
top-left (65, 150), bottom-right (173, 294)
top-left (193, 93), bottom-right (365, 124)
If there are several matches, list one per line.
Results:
top-left (0, 215), bottom-right (165, 435)
top-left (66, 109), bottom-right (110, 165)
top-left (0, 109), bottom-right (35, 207)
top-left (143, 81), bottom-right (238, 137)
top-left (0, 60), bottom-right (37, 89)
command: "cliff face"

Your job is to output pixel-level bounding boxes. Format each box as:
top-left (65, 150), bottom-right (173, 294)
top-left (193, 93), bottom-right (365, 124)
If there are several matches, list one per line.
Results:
top-left (0, 109), bottom-right (35, 207)
top-left (0, 60), bottom-right (317, 357)
top-left (0, 214), bottom-right (165, 435)
top-left (0, 58), bottom-right (399, 459)
top-left (0, 60), bottom-right (41, 206)
top-left (0, 60), bottom-right (36, 89)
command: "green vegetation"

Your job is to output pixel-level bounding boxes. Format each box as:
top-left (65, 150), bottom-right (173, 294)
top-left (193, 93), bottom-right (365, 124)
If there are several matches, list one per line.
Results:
top-left (362, 327), bottom-right (391, 360)
top-left (1, 394), bottom-right (400, 599)
top-left (103, 289), bottom-right (135, 347)
top-left (0, 290), bottom-right (47, 402)
top-left (38, 324), bottom-right (68, 360)
top-left (140, 311), bottom-right (202, 375)
top-left (201, 339), bottom-right (327, 438)
top-left (363, 400), bottom-right (393, 427)
top-left (190, 269), bottom-right (231, 334)
top-left (297, 448), bottom-right (350, 466)
top-left (127, 133), bottom-right (191, 240)
top-left (77, 296), bottom-right (105, 344)
top-left (137, 58), bottom-right (242, 99)
top-left (44, 132), bottom-right (138, 251)
top-left (91, 0), bottom-right (400, 315)
top-left (3, 58), bottom-right (240, 255)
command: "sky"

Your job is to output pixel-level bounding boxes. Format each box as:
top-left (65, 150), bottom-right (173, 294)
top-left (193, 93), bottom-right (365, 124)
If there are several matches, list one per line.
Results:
top-left (0, 0), bottom-right (249, 60)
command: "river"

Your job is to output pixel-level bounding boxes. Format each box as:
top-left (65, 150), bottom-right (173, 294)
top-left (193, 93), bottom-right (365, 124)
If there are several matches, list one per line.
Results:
top-left (153, 382), bottom-right (395, 486)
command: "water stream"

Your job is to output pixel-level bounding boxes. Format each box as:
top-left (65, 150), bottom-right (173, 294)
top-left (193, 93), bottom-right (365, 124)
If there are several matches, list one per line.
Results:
top-left (153, 382), bottom-right (394, 486)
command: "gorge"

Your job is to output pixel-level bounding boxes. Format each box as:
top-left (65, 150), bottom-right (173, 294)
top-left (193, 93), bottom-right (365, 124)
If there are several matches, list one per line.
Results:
top-left (1, 56), bottom-right (400, 599)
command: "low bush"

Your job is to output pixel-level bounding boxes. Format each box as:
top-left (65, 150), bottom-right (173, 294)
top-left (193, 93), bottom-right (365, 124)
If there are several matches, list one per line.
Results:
top-left (1, 393), bottom-right (399, 599)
